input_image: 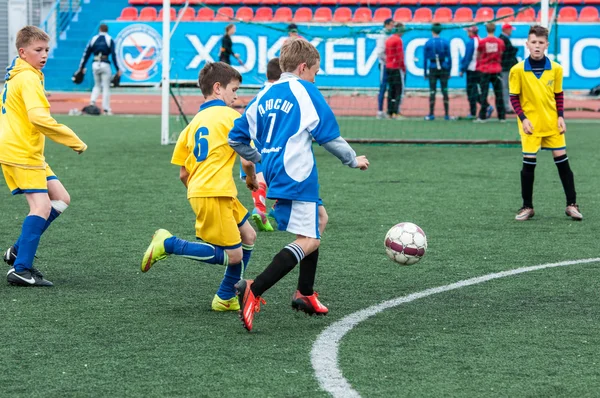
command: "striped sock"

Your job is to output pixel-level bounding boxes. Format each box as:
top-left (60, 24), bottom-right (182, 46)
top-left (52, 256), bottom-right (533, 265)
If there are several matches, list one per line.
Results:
top-left (251, 243), bottom-right (305, 297)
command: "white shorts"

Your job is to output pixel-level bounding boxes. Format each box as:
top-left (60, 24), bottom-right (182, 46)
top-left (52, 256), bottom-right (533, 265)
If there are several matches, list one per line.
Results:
top-left (273, 199), bottom-right (321, 239)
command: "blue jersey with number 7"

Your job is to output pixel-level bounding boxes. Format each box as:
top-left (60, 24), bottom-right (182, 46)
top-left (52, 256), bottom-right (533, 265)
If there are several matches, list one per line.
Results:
top-left (229, 74), bottom-right (340, 203)
top-left (171, 99), bottom-right (241, 199)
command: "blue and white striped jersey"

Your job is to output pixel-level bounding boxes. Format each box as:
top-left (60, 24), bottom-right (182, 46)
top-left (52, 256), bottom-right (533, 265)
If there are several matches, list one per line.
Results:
top-left (229, 73), bottom-right (340, 202)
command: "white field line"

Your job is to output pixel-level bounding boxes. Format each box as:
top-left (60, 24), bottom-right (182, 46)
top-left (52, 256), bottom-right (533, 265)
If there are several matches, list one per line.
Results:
top-left (311, 257), bottom-right (600, 398)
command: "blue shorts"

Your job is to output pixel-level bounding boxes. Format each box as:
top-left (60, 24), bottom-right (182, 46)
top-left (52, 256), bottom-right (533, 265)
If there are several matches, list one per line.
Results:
top-left (272, 199), bottom-right (323, 239)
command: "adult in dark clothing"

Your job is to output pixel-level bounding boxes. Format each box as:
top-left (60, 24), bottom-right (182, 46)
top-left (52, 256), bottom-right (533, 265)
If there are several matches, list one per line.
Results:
top-left (424, 23), bottom-right (452, 120)
top-left (219, 24), bottom-right (242, 65)
top-left (499, 23), bottom-right (518, 114)
top-left (460, 26), bottom-right (480, 119)
top-left (385, 23), bottom-right (406, 119)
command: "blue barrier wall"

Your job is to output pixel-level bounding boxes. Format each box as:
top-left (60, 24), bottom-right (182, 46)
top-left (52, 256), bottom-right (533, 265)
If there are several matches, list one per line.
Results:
top-left (103, 22), bottom-right (600, 90)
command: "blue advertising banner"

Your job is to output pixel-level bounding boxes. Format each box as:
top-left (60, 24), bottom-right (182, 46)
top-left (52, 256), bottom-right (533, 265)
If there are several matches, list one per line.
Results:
top-left (110, 21), bottom-right (600, 90)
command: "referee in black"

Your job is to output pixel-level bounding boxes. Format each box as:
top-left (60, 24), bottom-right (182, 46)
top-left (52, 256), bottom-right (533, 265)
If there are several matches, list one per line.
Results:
top-left (76, 24), bottom-right (121, 115)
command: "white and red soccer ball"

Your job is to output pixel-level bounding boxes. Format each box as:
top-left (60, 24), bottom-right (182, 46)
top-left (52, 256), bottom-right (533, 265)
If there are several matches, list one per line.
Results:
top-left (384, 222), bottom-right (427, 265)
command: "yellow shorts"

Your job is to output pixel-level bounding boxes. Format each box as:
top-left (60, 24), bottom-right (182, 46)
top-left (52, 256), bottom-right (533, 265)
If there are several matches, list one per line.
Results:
top-left (1, 164), bottom-right (57, 195)
top-left (520, 133), bottom-right (566, 155)
top-left (189, 196), bottom-right (249, 249)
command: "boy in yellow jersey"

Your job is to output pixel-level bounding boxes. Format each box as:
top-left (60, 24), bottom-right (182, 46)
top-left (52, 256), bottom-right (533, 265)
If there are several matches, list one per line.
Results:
top-left (509, 25), bottom-right (582, 221)
top-left (0, 26), bottom-right (87, 287)
top-left (141, 62), bottom-right (257, 311)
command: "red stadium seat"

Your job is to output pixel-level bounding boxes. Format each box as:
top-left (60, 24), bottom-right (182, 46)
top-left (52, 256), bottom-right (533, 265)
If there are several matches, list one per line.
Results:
top-left (138, 7), bottom-right (157, 21)
top-left (272, 7), bottom-right (292, 22)
top-left (255, 7), bottom-right (275, 22)
top-left (299, 0), bottom-right (319, 5)
top-left (459, 0), bottom-right (479, 5)
top-left (439, 0), bottom-right (460, 5)
top-left (156, 8), bottom-right (176, 21)
top-left (561, 0), bottom-right (582, 4)
top-left (373, 8), bottom-right (392, 23)
top-left (196, 8), bottom-right (215, 21)
top-left (413, 8), bottom-right (433, 22)
top-left (146, 0), bottom-right (164, 4)
top-left (520, 0), bottom-right (537, 4)
top-left (203, 0), bottom-right (223, 4)
top-left (500, 0), bottom-right (521, 4)
top-left (128, 0), bottom-right (146, 5)
top-left (393, 8), bottom-right (412, 23)
top-left (261, 0), bottom-right (281, 4)
top-left (294, 7), bottom-right (313, 22)
top-left (352, 7), bottom-right (372, 23)
top-left (474, 7), bottom-right (494, 22)
top-left (433, 7), bottom-right (453, 22)
top-left (320, 0), bottom-right (338, 5)
top-left (496, 7), bottom-right (516, 22)
top-left (420, 0), bottom-right (439, 6)
top-left (453, 7), bottom-right (473, 22)
top-left (579, 6), bottom-right (599, 22)
top-left (235, 6), bottom-right (253, 21)
top-left (214, 7), bottom-right (234, 21)
top-left (480, 0), bottom-right (497, 5)
top-left (333, 7), bottom-right (352, 23)
top-left (243, 0), bottom-right (262, 4)
top-left (314, 8), bottom-right (333, 22)
top-left (118, 7), bottom-right (138, 21)
top-left (178, 7), bottom-right (195, 21)
top-left (557, 6), bottom-right (578, 22)
top-left (399, 0), bottom-right (419, 4)
top-left (170, 0), bottom-right (187, 4)
top-left (280, 0), bottom-right (298, 4)
top-left (379, 0), bottom-right (400, 5)
top-left (537, 8), bottom-right (556, 22)
top-left (515, 8), bottom-right (535, 22)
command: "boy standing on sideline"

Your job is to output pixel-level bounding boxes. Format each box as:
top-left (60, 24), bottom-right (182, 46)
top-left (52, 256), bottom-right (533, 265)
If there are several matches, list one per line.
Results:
top-left (228, 38), bottom-right (369, 332)
top-left (141, 62), bottom-right (258, 312)
top-left (476, 22), bottom-right (505, 122)
top-left (460, 26), bottom-right (480, 120)
top-left (385, 23), bottom-right (406, 119)
top-left (76, 24), bottom-right (121, 115)
top-left (499, 23), bottom-right (518, 114)
top-left (376, 18), bottom-right (395, 119)
top-left (1, 26), bottom-right (88, 286)
top-left (424, 23), bottom-right (452, 121)
top-left (509, 25), bottom-right (582, 221)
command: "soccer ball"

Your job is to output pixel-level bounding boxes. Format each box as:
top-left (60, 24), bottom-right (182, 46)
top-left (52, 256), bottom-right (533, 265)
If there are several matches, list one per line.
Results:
top-left (384, 222), bottom-right (427, 265)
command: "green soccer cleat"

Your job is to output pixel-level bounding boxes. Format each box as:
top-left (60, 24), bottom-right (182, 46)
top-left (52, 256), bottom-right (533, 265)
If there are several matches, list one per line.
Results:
top-left (211, 294), bottom-right (240, 312)
top-left (141, 229), bottom-right (173, 273)
top-left (251, 208), bottom-right (274, 232)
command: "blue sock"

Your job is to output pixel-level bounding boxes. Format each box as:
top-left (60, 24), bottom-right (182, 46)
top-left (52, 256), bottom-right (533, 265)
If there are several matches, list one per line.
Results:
top-left (216, 243), bottom-right (253, 300)
top-left (13, 215), bottom-right (47, 272)
top-left (163, 236), bottom-right (227, 266)
top-left (14, 208), bottom-right (60, 253)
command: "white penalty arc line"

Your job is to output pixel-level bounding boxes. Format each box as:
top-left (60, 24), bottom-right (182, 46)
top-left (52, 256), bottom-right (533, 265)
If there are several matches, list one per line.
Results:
top-left (311, 257), bottom-right (600, 398)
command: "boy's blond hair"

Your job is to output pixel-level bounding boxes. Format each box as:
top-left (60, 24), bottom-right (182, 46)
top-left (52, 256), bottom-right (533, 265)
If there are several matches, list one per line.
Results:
top-left (279, 38), bottom-right (320, 73)
top-left (16, 26), bottom-right (50, 51)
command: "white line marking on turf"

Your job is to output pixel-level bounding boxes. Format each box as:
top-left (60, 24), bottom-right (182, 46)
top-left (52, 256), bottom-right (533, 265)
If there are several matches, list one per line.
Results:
top-left (311, 257), bottom-right (600, 398)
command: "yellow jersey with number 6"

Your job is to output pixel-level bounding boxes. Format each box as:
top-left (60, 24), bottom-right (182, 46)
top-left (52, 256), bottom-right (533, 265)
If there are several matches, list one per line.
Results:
top-left (171, 99), bottom-right (241, 199)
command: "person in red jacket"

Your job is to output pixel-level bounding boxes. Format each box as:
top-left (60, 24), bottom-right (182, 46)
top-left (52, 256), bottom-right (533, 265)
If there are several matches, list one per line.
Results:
top-left (385, 23), bottom-right (406, 119)
top-left (476, 22), bottom-right (506, 122)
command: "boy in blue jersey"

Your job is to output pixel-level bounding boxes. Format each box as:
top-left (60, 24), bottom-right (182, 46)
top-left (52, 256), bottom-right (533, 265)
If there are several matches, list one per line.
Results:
top-left (228, 38), bottom-right (370, 332)
top-left (423, 23), bottom-right (452, 121)
top-left (1, 26), bottom-right (88, 287)
top-left (141, 62), bottom-right (258, 312)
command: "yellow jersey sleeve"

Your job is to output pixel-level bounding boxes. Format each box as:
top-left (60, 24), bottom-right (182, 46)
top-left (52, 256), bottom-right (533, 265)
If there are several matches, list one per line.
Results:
top-left (21, 71), bottom-right (50, 111)
top-left (171, 126), bottom-right (190, 166)
top-left (508, 65), bottom-right (521, 95)
top-left (553, 63), bottom-right (563, 93)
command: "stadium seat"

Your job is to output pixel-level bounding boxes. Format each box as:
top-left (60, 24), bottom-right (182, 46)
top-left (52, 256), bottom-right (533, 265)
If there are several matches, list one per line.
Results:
top-left (280, 0), bottom-right (298, 4)
top-left (138, 7), bottom-right (157, 21)
top-left (177, 7), bottom-right (195, 21)
top-left (496, 7), bottom-right (516, 22)
top-left (400, 0), bottom-right (419, 5)
top-left (146, 0), bottom-right (164, 4)
top-left (420, 0), bottom-right (439, 5)
top-left (235, 6), bottom-right (253, 21)
top-left (433, 7), bottom-right (453, 22)
top-left (373, 8), bottom-right (392, 23)
top-left (314, 8), bottom-right (333, 22)
top-left (273, 7), bottom-right (292, 22)
top-left (558, 6), bottom-right (578, 22)
top-left (128, 0), bottom-right (146, 5)
top-left (520, 0), bottom-right (537, 4)
top-left (440, 0), bottom-right (460, 4)
top-left (156, 8), bottom-right (176, 21)
top-left (170, 0), bottom-right (187, 4)
top-left (118, 7), bottom-right (138, 21)
top-left (379, 0), bottom-right (400, 5)
top-left (352, 7), bottom-right (373, 23)
top-left (333, 7), bottom-right (352, 22)
top-left (480, 0), bottom-right (497, 5)
top-left (256, 7), bottom-right (276, 22)
top-left (203, 0), bottom-right (223, 4)
top-left (474, 7), bottom-right (494, 22)
top-left (299, 0), bottom-right (319, 5)
top-left (196, 8), bottom-right (215, 21)
top-left (515, 8), bottom-right (535, 22)
top-left (393, 8), bottom-right (412, 23)
top-left (214, 7), bottom-right (234, 21)
top-left (579, 6), bottom-right (599, 22)
top-left (453, 7), bottom-right (473, 22)
top-left (536, 8), bottom-right (555, 22)
top-left (243, 0), bottom-right (262, 4)
top-left (413, 8), bottom-right (433, 22)
top-left (500, 0), bottom-right (521, 4)
top-left (459, 0), bottom-right (479, 5)
top-left (561, 0), bottom-right (582, 4)
top-left (294, 7), bottom-right (313, 22)
top-left (320, 0), bottom-right (338, 5)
